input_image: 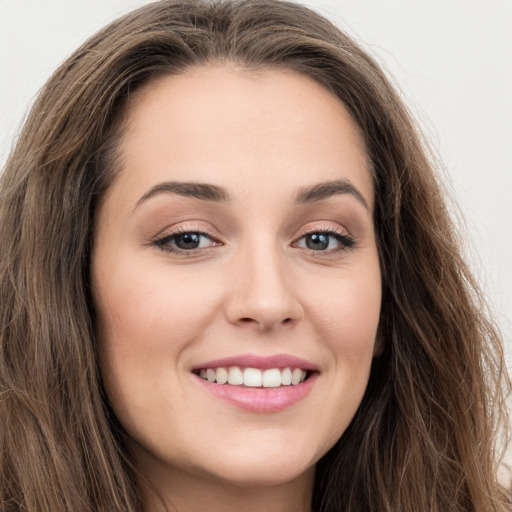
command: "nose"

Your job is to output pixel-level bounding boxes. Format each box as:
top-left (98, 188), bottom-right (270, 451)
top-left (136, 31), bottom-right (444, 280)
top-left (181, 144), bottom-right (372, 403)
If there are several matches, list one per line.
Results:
top-left (225, 243), bottom-right (303, 332)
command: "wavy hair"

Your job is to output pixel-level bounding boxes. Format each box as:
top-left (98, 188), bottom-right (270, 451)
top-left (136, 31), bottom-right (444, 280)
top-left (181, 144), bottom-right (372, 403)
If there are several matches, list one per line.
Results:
top-left (0, 1), bottom-right (509, 510)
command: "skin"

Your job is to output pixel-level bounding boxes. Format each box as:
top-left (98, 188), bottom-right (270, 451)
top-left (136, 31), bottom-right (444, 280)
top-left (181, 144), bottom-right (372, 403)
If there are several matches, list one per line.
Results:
top-left (92, 65), bottom-right (382, 512)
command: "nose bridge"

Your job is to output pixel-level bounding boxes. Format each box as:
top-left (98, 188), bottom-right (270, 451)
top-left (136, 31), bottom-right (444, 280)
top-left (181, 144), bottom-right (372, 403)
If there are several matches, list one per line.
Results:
top-left (226, 235), bottom-right (302, 330)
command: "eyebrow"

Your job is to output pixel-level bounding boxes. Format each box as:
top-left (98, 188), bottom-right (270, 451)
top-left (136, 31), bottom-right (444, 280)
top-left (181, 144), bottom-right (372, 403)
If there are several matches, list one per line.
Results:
top-left (134, 178), bottom-right (369, 210)
top-left (295, 179), bottom-right (369, 210)
top-left (135, 181), bottom-right (230, 208)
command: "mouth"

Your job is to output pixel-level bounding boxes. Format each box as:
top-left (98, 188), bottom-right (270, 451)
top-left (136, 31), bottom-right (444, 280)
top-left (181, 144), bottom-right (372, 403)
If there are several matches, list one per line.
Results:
top-left (193, 366), bottom-right (311, 388)
top-left (191, 354), bottom-right (319, 412)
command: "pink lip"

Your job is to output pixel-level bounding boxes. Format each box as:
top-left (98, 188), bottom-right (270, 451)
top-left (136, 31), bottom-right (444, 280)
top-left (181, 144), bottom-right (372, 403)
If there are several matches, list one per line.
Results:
top-left (191, 353), bottom-right (319, 413)
top-left (191, 353), bottom-right (318, 371)
top-left (194, 373), bottom-right (318, 413)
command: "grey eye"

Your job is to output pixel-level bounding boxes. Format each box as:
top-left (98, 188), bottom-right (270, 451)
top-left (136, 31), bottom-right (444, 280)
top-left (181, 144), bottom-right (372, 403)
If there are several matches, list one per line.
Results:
top-left (296, 232), bottom-right (341, 251)
top-left (155, 231), bottom-right (216, 252)
top-left (294, 231), bottom-right (355, 252)
top-left (307, 233), bottom-right (330, 250)
top-left (173, 232), bottom-right (203, 250)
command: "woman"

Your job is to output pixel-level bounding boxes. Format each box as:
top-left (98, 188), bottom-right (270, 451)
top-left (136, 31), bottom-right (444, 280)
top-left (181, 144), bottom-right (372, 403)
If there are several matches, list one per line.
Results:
top-left (0, 1), bottom-right (509, 510)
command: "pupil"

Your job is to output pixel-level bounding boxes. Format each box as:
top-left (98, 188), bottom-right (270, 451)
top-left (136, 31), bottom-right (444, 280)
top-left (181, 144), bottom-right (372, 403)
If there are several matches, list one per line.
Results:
top-left (175, 232), bottom-right (201, 249)
top-left (306, 233), bottom-right (329, 250)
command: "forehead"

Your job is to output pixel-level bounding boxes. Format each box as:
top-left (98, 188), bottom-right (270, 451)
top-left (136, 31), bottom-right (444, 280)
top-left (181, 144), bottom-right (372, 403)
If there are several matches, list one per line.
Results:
top-left (111, 65), bottom-right (373, 210)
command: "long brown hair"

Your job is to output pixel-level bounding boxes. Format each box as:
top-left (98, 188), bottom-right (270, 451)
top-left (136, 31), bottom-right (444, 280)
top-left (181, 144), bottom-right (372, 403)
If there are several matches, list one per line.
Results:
top-left (0, 1), bottom-right (509, 510)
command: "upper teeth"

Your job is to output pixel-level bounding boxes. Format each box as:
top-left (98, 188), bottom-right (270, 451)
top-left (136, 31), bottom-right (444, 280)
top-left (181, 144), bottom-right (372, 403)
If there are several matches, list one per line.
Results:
top-left (198, 366), bottom-right (308, 388)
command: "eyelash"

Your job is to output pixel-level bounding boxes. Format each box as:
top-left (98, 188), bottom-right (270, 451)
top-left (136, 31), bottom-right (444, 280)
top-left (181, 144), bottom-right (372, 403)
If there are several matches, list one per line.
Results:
top-left (152, 225), bottom-right (356, 256)
top-left (292, 228), bottom-right (356, 254)
top-left (152, 226), bottom-right (221, 255)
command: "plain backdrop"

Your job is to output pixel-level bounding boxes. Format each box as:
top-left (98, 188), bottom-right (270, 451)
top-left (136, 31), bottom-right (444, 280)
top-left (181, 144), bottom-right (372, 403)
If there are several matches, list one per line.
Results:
top-left (0, 1), bottom-right (511, 363)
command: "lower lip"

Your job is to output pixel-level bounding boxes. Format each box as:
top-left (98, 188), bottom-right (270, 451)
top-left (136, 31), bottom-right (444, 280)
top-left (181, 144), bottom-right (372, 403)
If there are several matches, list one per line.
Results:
top-left (194, 373), bottom-right (318, 413)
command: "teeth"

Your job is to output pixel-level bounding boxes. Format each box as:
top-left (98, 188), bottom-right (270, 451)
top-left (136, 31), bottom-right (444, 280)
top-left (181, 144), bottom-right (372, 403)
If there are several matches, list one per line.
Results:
top-left (197, 366), bottom-right (309, 388)
top-left (291, 368), bottom-right (304, 385)
top-left (281, 367), bottom-right (292, 385)
top-left (262, 368), bottom-right (282, 388)
top-left (244, 367), bottom-right (262, 387)
top-left (216, 367), bottom-right (228, 384)
top-left (228, 366), bottom-right (244, 385)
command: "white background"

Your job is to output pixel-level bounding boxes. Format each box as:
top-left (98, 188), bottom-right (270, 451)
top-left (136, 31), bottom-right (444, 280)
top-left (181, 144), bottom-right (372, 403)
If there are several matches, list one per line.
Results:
top-left (0, 2), bottom-right (510, 362)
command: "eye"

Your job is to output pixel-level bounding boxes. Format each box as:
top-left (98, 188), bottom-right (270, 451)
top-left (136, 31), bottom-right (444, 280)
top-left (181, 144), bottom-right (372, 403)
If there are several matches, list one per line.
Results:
top-left (154, 230), bottom-right (220, 253)
top-left (294, 231), bottom-right (355, 252)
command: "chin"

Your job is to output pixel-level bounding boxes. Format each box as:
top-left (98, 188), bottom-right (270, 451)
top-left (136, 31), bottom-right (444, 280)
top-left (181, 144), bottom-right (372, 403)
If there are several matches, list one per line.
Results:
top-left (193, 435), bottom-right (323, 487)
top-left (199, 457), bottom-right (316, 488)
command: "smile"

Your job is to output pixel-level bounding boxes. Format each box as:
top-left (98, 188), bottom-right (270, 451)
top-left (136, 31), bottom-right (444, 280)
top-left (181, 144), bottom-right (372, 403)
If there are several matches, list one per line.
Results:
top-left (192, 354), bottom-right (318, 412)
top-left (195, 366), bottom-right (309, 388)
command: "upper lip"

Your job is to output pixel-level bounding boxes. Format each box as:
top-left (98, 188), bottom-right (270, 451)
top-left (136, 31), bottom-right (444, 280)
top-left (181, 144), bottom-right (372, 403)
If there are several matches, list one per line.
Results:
top-left (191, 353), bottom-right (319, 371)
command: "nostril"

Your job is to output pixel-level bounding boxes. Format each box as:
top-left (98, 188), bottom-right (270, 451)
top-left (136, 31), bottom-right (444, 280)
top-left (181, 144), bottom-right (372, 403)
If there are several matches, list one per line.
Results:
top-left (238, 317), bottom-right (262, 327)
top-left (235, 314), bottom-right (295, 331)
top-left (238, 317), bottom-right (293, 327)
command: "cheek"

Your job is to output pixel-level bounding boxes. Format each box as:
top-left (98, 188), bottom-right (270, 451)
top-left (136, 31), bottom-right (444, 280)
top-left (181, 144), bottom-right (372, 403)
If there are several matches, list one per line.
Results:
top-left (306, 265), bottom-right (381, 355)
top-left (95, 259), bottom-right (217, 347)
top-left (92, 258), bottom-right (222, 401)
top-left (306, 265), bottom-right (380, 413)
top-left (297, 262), bottom-right (381, 434)
top-left (92, 261), bottom-right (224, 444)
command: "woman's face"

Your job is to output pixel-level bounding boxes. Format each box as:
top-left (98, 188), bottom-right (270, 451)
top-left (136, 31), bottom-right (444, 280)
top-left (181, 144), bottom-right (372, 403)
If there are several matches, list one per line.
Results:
top-left (92, 66), bottom-right (381, 489)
